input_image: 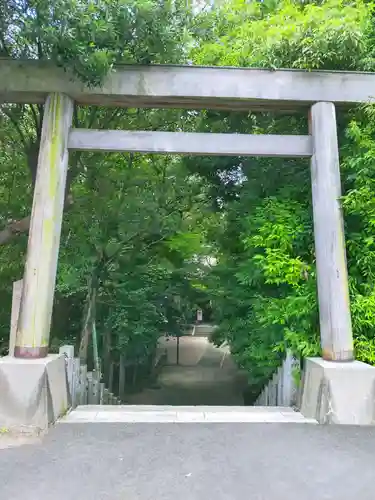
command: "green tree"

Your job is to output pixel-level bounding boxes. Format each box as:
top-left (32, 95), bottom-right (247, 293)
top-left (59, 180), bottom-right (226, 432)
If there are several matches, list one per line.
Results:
top-left (0, 0), bottom-right (197, 365)
top-left (189, 0), bottom-right (375, 392)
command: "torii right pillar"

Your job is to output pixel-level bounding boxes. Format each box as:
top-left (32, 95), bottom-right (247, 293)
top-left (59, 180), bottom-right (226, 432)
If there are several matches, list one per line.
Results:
top-left (301, 101), bottom-right (375, 425)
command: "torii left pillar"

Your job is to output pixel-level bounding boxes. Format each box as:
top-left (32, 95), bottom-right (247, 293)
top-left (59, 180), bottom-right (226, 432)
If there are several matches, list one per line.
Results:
top-left (0, 93), bottom-right (73, 433)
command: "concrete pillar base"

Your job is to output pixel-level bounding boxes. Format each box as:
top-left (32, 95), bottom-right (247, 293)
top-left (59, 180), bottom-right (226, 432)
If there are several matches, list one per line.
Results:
top-left (300, 357), bottom-right (375, 425)
top-left (0, 354), bottom-right (69, 434)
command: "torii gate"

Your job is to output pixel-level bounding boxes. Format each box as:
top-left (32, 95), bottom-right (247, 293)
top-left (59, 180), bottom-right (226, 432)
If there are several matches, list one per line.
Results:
top-left (0, 59), bottom-right (375, 428)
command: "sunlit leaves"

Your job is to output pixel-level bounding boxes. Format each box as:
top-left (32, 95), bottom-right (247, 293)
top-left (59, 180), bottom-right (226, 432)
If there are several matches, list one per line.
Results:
top-left (1, 0), bottom-right (192, 85)
top-left (196, 0), bottom-right (375, 388)
top-left (192, 0), bottom-right (370, 71)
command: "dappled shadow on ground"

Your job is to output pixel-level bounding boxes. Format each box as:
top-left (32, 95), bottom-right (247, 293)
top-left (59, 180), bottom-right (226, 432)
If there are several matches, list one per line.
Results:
top-left (124, 336), bottom-right (247, 406)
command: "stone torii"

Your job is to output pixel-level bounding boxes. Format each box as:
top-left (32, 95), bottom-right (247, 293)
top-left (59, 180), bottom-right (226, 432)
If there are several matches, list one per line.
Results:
top-left (0, 59), bottom-right (375, 429)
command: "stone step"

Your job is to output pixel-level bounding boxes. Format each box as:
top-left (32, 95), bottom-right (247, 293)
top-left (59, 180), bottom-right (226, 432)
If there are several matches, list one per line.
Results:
top-left (193, 324), bottom-right (217, 335)
top-left (60, 405), bottom-right (317, 424)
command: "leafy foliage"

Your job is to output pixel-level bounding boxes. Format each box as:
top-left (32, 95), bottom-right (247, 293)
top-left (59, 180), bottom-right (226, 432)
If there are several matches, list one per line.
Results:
top-left (1, 0), bottom-right (191, 85)
top-left (190, 0), bottom-right (375, 389)
top-left (2, 0), bottom-right (375, 397)
top-left (0, 0), bottom-right (203, 366)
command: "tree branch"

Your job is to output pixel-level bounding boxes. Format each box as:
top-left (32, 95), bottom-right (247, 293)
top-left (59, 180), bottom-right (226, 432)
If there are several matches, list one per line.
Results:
top-left (0, 105), bottom-right (130, 247)
top-left (0, 195), bottom-right (74, 246)
top-left (1, 105), bottom-right (28, 148)
top-left (0, 32), bottom-right (10, 57)
top-left (102, 108), bottom-right (128, 129)
top-left (35, 5), bottom-right (44, 60)
top-left (29, 104), bottom-right (41, 139)
top-left (73, 104), bottom-right (79, 128)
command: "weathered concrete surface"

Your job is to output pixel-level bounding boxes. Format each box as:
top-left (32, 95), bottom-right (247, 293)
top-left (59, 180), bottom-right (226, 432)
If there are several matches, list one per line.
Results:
top-left (0, 433), bottom-right (42, 449)
top-left (0, 354), bottom-right (69, 433)
top-left (9, 279), bottom-right (22, 356)
top-left (68, 129), bottom-right (312, 157)
top-left (3, 59), bottom-right (375, 110)
top-left (301, 357), bottom-right (375, 425)
top-left (310, 102), bottom-right (353, 362)
top-left (1, 422), bottom-right (375, 499)
top-left (60, 405), bottom-right (317, 424)
top-left (14, 93), bottom-right (73, 358)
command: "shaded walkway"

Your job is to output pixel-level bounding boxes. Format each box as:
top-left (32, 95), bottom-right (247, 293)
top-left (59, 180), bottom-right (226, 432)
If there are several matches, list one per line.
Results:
top-left (124, 335), bottom-right (247, 406)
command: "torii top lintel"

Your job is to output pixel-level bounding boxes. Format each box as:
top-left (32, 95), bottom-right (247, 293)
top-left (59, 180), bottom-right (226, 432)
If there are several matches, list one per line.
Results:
top-left (1, 58), bottom-right (375, 111)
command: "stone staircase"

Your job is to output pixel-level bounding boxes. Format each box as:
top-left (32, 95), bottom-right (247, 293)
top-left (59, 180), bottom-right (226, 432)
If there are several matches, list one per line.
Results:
top-left (60, 405), bottom-right (317, 424)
